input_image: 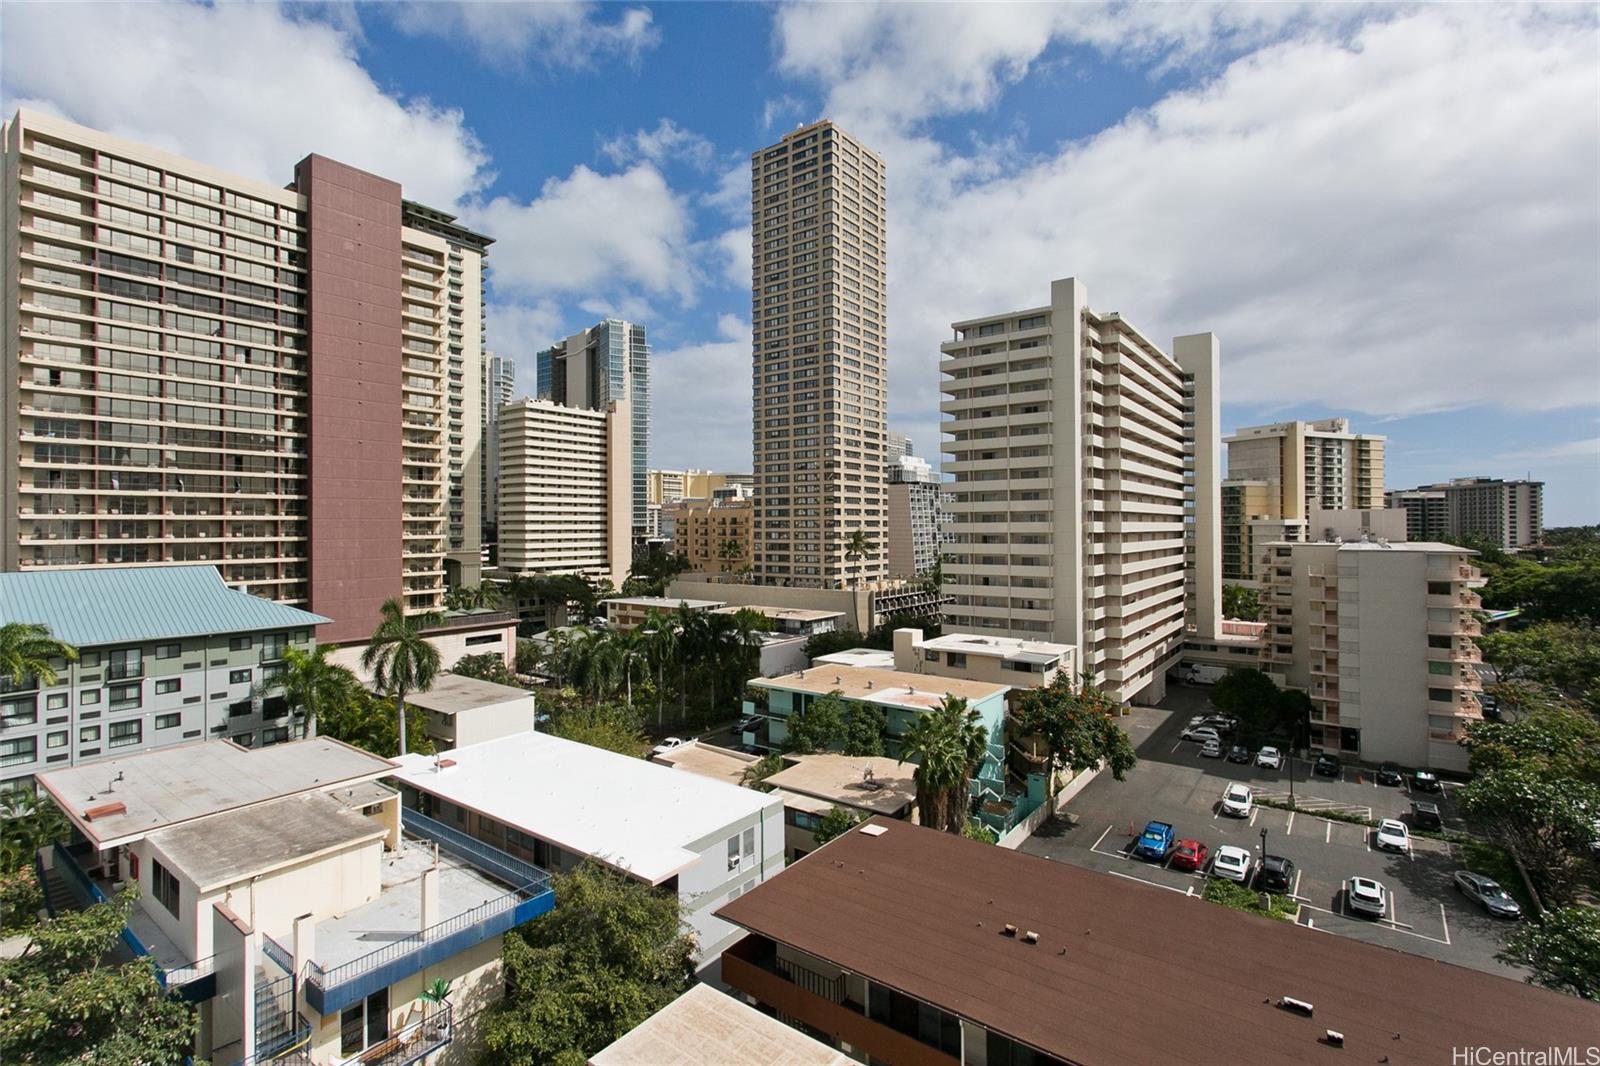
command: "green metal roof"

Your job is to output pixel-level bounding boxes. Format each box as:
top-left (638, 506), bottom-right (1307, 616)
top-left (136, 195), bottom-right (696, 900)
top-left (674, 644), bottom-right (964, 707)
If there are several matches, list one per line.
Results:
top-left (0, 565), bottom-right (330, 647)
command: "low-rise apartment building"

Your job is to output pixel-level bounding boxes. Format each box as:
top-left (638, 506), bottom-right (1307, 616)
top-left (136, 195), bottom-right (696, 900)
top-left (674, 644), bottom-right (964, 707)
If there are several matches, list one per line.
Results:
top-left (35, 737), bottom-right (553, 1064)
top-left (601, 594), bottom-right (726, 630)
top-left (0, 564), bottom-right (326, 792)
top-left (669, 495), bottom-right (754, 573)
top-left (1260, 540), bottom-right (1484, 770)
top-left (391, 731), bottom-right (784, 962)
top-left (764, 752), bottom-right (917, 862)
top-left (404, 672), bottom-right (534, 750)
top-left (591, 984), bottom-right (851, 1066)
top-left (716, 819), bottom-right (1596, 1065)
top-left (666, 576), bottom-right (948, 635)
top-left (888, 627), bottom-right (1073, 691)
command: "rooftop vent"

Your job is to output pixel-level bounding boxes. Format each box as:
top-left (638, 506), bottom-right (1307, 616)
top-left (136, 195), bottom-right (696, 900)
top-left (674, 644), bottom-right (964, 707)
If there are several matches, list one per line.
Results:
top-left (1002, 923), bottom-right (1018, 937)
top-left (859, 824), bottom-right (887, 837)
top-left (1022, 930), bottom-right (1039, 944)
top-left (1279, 997), bottom-right (1315, 1017)
top-left (1324, 1030), bottom-right (1345, 1048)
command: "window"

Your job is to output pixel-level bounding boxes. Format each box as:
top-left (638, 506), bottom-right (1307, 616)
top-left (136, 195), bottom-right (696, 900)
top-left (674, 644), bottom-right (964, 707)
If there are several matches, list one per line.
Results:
top-left (109, 720), bottom-right (142, 747)
top-left (946, 652), bottom-right (967, 669)
top-left (45, 693), bottom-right (68, 711)
top-left (229, 669), bottom-right (251, 685)
top-left (341, 988), bottom-right (389, 1056)
top-left (0, 737), bottom-right (37, 768)
top-left (262, 726), bottom-right (289, 745)
top-left (106, 647), bottom-right (142, 680)
top-left (727, 834), bottom-right (740, 868)
top-left (923, 650), bottom-right (941, 662)
top-left (1427, 661), bottom-right (1453, 676)
top-left (152, 858), bottom-right (179, 916)
top-left (1428, 688), bottom-right (1455, 703)
top-left (229, 636), bottom-right (252, 652)
top-left (79, 688), bottom-right (100, 705)
top-left (155, 713), bottom-right (181, 730)
top-left (46, 731), bottom-right (68, 749)
top-left (109, 683), bottom-right (141, 711)
top-left (464, 634), bottom-right (500, 646)
top-left (155, 679), bottom-right (180, 694)
top-left (228, 700), bottom-right (253, 718)
top-left (79, 726), bottom-right (100, 742)
top-left (156, 643), bottom-right (181, 659)
top-left (1427, 581), bottom-right (1452, 595)
top-left (742, 827), bottom-right (756, 862)
top-left (79, 651), bottom-right (101, 669)
top-left (1, 697), bottom-right (37, 727)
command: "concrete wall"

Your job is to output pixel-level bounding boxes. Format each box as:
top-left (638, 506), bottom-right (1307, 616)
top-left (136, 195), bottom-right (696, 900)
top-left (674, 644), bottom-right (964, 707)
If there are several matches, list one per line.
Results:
top-left (427, 693), bottom-right (534, 750)
top-left (678, 800), bottom-right (786, 961)
top-left (323, 621), bottom-right (514, 684)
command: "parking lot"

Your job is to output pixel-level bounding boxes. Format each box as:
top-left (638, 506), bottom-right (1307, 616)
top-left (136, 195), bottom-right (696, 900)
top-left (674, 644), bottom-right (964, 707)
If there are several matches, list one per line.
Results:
top-left (1020, 683), bottom-right (1524, 979)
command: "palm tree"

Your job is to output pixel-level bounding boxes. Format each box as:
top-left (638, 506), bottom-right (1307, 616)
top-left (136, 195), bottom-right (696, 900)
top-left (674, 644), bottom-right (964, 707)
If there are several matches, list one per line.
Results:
top-left (844, 528), bottom-right (877, 590)
top-left (477, 581), bottom-right (503, 610)
top-left (726, 608), bottom-right (770, 685)
top-left (361, 598), bottom-right (442, 757)
top-left (899, 695), bottom-right (987, 833)
top-left (641, 610), bottom-right (677, 727)
top-left (271, 645), bottom-right (360, 739)
top-left (717, 539), bottom-right (744, 573)
top-left (0, 622), bottom-right (78, 688)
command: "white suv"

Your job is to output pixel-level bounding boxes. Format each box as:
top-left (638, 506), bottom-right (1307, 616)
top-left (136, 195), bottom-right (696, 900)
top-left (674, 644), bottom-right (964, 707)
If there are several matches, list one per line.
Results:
top-left (1212, 845), bottom-right (1254, 883)
top-left (1348, 877), bottom-right (1388, 918)
top-left (1182, 725), bottom-right (1223, 744)
top-left (1220, 783), bottom-right (1253, 818)
top-left (1255, 746), bottom-right (1283, 769)
top-left (1374, 819), bottom-right (1411, 853)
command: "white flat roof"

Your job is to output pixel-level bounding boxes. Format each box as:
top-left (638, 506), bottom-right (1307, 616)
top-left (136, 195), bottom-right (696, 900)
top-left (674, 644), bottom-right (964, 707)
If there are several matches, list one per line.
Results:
top-left (36, 738), bottom-right (396, 849)
top-left (591, 984), bottom-right (852, 1065)
top-left (812, 648), bottom-right (895, 670)
top-left (919, 632), bottom-right (1073, 660)
top-left (391, 732), bottom-right (779, 885)
top-left (710, 605), bottom-right (844, 623)
top-left (602, 596), bottom-right (726, 610)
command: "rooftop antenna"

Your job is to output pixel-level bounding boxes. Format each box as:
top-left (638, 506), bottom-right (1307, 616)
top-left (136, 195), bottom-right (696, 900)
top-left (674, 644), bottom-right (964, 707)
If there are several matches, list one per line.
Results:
top-left (106, 771), bottom-right (124, 793)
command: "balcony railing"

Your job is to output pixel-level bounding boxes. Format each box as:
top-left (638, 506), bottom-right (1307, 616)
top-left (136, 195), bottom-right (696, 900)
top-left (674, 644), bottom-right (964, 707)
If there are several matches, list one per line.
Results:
top-left (301, 811), bottom-right (554, 1015)
top-left (357, 1002), bottom-right (453, 1066)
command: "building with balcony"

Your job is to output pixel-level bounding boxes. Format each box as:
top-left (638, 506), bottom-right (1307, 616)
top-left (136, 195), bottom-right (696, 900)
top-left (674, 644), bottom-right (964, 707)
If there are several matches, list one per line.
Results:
top-left (480, 352), bottom-right (515, 549)
top-left (34, 736), bottom-right (553, 1064)
top-left (391, 730), bottom-right (783, 963)
top-left (1, 109), bottom-right (488, 641)
top-left (647, 469), bottom-right (752, 505)
top-left (1259, 540), bottom-right (1484, 770)
top-left (751, 121), bottom-right (888, 589)
top-left (537, 319), bottom-right (650, 537)
top-left (668, 495), bottom-right (754, 573)
top-left (716, 818), bottom-right (1596, 1065)
top-left (0, 564), bottom-right (327, 792)
top-left (497, 398), bottom-right (632, 587)
top-left (939, 277), bottom-right (1221, 704)
top-left (1386, 477), bottom-right (1544, 549)
top-left (666, 576), bottom-right (948, 636)
top-left (885, 453), bottom-right (948, 580)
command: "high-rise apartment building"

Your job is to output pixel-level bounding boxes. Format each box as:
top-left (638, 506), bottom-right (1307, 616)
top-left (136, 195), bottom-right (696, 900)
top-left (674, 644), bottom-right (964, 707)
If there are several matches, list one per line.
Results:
top-left (1386, 478), bottom-right (1544, 549)
top-left (1260, 539), bottom-right (1484, 771)
top-left (886, 453), bottom-right (945, 579)
top-left (398, 201), bottom-right (491, 588)
top-left (646, 469), bottom-right (753, 505)
top-left (940, 277), bottom-right (1220, 704)
top-left (1, 110), bottom-right (485, 641)
top-left (1221, 418), bottom-right (1386, 583)
top-left (751, 120), bottom-right (887, 588)
top-left (481, 351), bottom-right (515, 542)
top-left (537, 319), bottom-right (649, 535)
top-left (497, 398), bottom-right (631, 586)
top-left (885, 430), bottom-right (912, 467)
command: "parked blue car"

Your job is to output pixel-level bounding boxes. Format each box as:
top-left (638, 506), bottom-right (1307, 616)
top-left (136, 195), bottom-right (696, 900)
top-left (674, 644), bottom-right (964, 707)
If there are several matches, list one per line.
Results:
top-left (1133, 820), bottom-right (1176, 861)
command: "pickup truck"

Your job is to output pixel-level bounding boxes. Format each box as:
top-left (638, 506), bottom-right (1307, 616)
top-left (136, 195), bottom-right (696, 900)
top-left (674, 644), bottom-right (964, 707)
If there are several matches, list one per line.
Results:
top-left (1133, 820), bottom-right (1176, 861)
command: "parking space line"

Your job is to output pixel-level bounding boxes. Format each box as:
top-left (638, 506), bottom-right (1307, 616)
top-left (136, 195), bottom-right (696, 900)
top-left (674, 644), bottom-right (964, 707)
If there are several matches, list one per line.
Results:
top-left (1249, 809), bottom-right (1258, 826)
top-left (1286, 811), bottom-right (1294, 836)
top-left (1440, 904), bottom-right (1451, 946)
top-left (1105, 868), bottom-right (1190, 895)
top-left (1091, 825), bottom-right (1112, 852)
top-left (1170, 741), bottom-right (1184, 755)
top-left (1292, 869), bottom-right (1303, 899)
top-left (1325, 820), bottom-right (1331, 844)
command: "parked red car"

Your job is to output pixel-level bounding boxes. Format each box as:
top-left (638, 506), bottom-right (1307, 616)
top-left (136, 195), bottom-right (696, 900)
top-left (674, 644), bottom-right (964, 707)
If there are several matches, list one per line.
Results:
top-left (1170, 839), bottom-right (1209, 871)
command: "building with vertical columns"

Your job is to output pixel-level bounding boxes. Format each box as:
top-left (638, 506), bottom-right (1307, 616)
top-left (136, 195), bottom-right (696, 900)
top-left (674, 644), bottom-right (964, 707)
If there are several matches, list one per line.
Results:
top-left (496, 398), bottom-right (631, 587)
top-left (1, 110), bottom-right (487, 642)
top-left (398, 202), bottom-right (492, 589)
top-left (939, 277), bottom-right (1219, 705)
top-left (885, 453), bottom-right (945, 580)
top-left (1386, 477), bottom-right (1544, 549)
top-left (751, 120), bottom-right (887, 589)
top-left (536, 319), bottom-right (649, 536)
top-left (1260, 539), bottom-right (1484, 771)
top-left (481, 352), bottom-right (515, 546)
top-left (1221, 418), bottom-right (1386, 583)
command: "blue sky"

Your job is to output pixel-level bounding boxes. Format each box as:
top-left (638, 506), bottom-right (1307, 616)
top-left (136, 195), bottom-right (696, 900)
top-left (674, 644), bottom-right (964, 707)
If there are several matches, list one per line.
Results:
top-left (4, 2), bottom-right (1597, 523)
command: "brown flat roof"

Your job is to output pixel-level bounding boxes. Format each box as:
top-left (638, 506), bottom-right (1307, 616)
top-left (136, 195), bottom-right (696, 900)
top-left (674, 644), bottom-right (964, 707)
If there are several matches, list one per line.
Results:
top-left (751, 664), bottom-right (1007, 704)
top-left (765, 754), bottom-right (916, 816)
top-left (716, 818), bottom-right (1599, 1064)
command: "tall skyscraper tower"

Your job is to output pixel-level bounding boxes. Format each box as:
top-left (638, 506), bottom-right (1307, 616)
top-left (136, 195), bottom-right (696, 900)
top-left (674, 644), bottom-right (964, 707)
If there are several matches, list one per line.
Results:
top-left (537, 319), bottom-right (649, 535)
top-left (750, 120), bottom-right (887, 588)
top-left (481, 352), bottom-right (516, 544)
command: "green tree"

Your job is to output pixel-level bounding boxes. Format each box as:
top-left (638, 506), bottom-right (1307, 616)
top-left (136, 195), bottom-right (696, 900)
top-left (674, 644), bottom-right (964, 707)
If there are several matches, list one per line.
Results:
top-left (480, 862), bottom-right (695, 1065)
top-left (0, 792), bottom-right (68, 875)
top-left (899, 695), bottom-right (987, 833)
top-left (844, 527), bottom-right (877, 589)
top-left (0, 888), bottom-right (200, 1065)
top-left (270, 644), bottom-right (360, 739)
top-left (785, 690), bottom-right (848, 754)
top-left (960, 819), bottom-right (998, 845)
top-left (1222, 584), bottom-right (1261, 621)
top-left (717, 539), bottom-right (745, 573)
top-left (451, 652), bottom-right (519, 687)
top-left (805, 628), bottom-right (868, 660)
top-left (551, 703), bottom-right (647, 758)
top-left (514, 638), bottom-right (543, 677)
top-left (1209, 668), bottom-right (1285, 742)
top-left (0, 622), bottom-right (78, 687)
top-left (812, 806), bottom-right (864, 847)
top-left (740, 752), bottom-right (785, 792)
top-left (1012, 673), bottom-right (1137, 798)
top-left (361, 597), bottom-right (442, 757)
top-left (1478, 622), bottom-right (1600, 717)
top-left (1498, 907), bottom-right (1600, 1000)
top-left (842, 699), bottom-right (887, 757)
top-left (1457, 767), bottom-right (1600, 911)
top-left (319, 689), bottom-right (435, 758)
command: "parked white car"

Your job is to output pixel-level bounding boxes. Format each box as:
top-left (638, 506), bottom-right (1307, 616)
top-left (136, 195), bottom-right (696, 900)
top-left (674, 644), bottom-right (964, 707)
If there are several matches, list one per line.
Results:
top-left (1183, 725), bottom-right (1223, 744)
top-left (651, 737), bottom-right (686, 758)
top-left (1212, 845), bottom-right (1254, 883)
top-left (1255, 746), bottom-right (1283, 770)
top-left (1220, 783), bottom-right (1253, 818)
top-left (1374, 819), bottom-right (1411, 853)
top-left (1348, 876), bottom-right (1388, 918)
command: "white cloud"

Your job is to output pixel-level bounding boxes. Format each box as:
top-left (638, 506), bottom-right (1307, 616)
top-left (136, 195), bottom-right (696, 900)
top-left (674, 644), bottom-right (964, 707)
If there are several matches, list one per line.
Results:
top-left (651, 315), bottom-right (753, 469)
top-left (0, 3), bottom-right (487, 207)
top-left (771, 4), bottom-right (1599, 461)
top-left (711, 226), bottom-right (752, 289)
top-left (486, 302), bottom-right (565, 396)
top-left (1492, 437), bottom-right (1600, 465)
top-left (386, 2), bottom-right (660, 70)
top-left (466, 164), bottom-right (696, 301)
top-left (600, 118), bottom-right (716, 171)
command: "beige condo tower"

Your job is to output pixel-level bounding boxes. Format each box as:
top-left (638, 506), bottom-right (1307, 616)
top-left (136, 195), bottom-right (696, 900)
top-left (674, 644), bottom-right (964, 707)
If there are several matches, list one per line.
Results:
top-left (939, 277), bottom-right (1221, 705)
top-left (750, 120), bottom-right (887, 588)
